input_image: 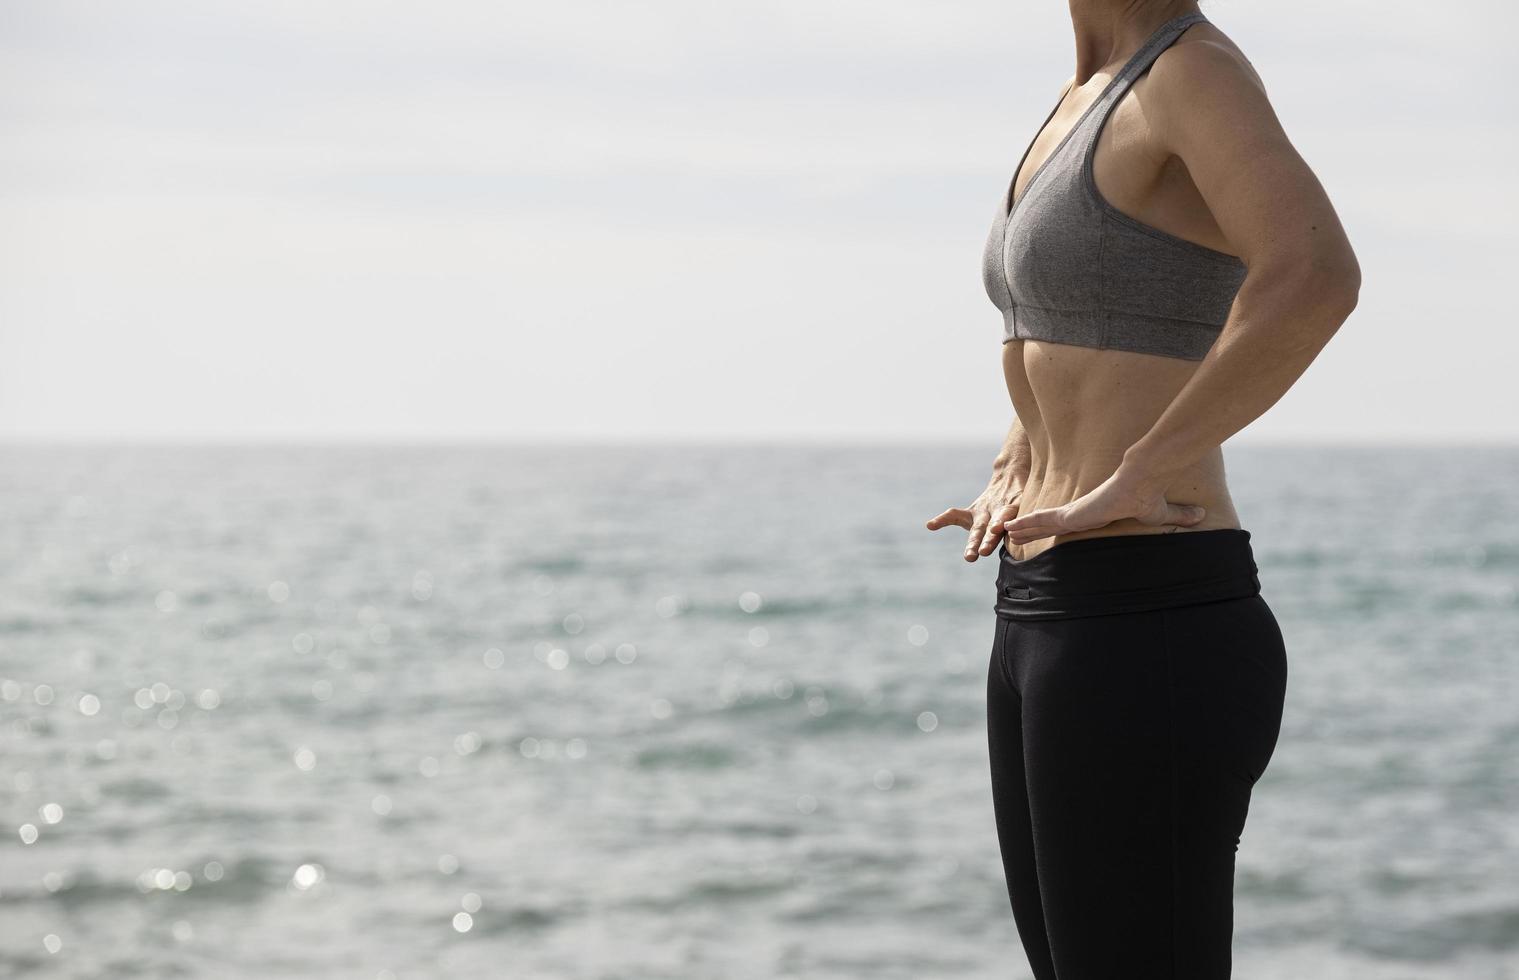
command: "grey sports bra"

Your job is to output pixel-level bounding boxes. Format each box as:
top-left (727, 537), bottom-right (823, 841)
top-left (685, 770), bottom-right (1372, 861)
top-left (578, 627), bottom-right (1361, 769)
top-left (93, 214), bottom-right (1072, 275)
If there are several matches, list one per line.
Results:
top-left (981, 11), bottom-right (1247, 361)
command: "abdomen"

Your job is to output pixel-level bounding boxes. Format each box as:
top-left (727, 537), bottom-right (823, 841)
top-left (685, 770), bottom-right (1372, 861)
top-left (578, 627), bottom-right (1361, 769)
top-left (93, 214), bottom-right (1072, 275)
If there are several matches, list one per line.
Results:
top-left (1002, 339), bottom-right (1242, 559)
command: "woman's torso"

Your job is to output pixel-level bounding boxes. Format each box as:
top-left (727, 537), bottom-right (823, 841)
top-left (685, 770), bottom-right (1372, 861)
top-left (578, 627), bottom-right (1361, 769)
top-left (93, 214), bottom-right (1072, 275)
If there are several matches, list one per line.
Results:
top-left (990, 14), bottom-right (1254, 560)
top-left (1002, 340), bottom-right (1242, 561)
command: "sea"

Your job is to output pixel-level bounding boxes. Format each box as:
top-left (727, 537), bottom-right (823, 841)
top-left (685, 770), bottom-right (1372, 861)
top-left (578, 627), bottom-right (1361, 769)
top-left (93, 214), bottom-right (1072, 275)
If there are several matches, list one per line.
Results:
top-left (1, 442), bottom-right (1516, 979)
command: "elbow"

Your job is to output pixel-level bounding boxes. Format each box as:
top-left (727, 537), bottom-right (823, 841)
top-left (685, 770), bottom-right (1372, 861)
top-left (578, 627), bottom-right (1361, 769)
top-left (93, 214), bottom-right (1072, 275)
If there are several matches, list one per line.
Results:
top-left (1297, 244), bottom-right (1360, 318)
top-left (1321, 249), bottom-right (1361, 318)
top-left (1251, 246), bottom-right (1360, 319)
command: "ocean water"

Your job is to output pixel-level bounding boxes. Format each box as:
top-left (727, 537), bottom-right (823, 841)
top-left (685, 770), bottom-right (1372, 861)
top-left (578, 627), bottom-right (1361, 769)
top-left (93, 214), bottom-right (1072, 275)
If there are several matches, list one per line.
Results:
top-left (1, 442), bottom-right (1516, 979)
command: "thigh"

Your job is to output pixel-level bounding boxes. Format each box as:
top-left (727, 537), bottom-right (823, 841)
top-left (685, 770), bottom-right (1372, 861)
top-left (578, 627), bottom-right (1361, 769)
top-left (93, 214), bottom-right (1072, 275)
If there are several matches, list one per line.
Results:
top-left (1013, 611), bottom-right (1176, 979)
top-left (986, 617), bottom-right (1057, 980)
top-left (1014, 599), bottom-right (1288, 980)
top-left (1163, 595), bottom-right (1289, 975)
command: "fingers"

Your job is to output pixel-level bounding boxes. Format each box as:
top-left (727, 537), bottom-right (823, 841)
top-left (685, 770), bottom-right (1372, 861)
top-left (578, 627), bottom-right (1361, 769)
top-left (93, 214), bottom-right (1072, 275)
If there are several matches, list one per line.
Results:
top-left (926, 506), bottom-right (1007, 562)
top-left (976, 502), bottom-right (1017, 556)
top-left (964, 511), bottom-right (992, 561)
top-left (925, 508), bottom-right (973, 532)
top-left (1004, 504), bottom-right (1204, 545)
top-left (975, 521), bottom-right (1006, 557)
top-left (1002, 506), bottom-right (1072, 546)
top-left (1165, 504), bottom-right (1207, 526)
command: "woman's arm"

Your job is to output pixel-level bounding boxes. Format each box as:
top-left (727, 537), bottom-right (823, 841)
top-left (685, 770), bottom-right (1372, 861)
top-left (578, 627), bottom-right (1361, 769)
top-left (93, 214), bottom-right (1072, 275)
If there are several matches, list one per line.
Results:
top-left (1004, 36), bottom-right (1361, 545)
top-left (927, 415), bottom-right (1031, 561)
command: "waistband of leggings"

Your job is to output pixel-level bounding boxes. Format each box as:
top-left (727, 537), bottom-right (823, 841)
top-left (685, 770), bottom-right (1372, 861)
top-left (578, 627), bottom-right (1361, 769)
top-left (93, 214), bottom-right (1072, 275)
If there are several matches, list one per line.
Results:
top-left (994, 528), bottom-right (1261, 621)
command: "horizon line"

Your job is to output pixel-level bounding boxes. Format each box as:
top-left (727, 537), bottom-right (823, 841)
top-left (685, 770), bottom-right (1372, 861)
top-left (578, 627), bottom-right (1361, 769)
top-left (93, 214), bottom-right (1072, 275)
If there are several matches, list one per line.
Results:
top-left (1, 435), bottom-right (1515, 450)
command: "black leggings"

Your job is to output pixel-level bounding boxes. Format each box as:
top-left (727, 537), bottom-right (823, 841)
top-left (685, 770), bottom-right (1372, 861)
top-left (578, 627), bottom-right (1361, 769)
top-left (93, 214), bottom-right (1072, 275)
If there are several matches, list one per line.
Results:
top-left (986, 528), bottom-right (1287, 980)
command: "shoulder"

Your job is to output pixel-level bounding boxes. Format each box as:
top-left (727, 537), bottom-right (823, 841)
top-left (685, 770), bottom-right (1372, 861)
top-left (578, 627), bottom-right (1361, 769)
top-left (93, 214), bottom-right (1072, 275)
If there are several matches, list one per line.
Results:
top-left (1142, 24), bottom-right (1284, 151)
top-left (1146, 23), bottom-right (1269, 108)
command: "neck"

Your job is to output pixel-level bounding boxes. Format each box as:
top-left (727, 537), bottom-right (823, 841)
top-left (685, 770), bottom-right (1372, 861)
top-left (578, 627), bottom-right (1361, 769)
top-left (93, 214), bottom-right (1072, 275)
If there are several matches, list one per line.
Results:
top-left (1064, 0), bottom-right (1200, 86)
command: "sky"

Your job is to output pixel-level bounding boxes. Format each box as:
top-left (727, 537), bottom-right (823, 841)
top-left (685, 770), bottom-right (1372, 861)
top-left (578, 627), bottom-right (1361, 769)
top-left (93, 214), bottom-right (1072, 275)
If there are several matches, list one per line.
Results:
top-left (0, 0), bottom-right (1514, 444)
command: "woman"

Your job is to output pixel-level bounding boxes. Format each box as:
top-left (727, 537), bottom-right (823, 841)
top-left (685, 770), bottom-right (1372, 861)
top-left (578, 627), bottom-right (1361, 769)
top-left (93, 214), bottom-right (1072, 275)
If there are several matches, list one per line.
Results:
top-left (926, 3), bottom-right (1359, 978)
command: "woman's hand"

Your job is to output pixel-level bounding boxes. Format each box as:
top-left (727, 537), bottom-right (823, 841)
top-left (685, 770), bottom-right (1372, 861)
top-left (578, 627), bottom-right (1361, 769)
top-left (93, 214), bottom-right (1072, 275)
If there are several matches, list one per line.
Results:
top-left (926, 474), bottom-right (1024, 563)
top-left (1001, 464), bottom-right (1204, 546)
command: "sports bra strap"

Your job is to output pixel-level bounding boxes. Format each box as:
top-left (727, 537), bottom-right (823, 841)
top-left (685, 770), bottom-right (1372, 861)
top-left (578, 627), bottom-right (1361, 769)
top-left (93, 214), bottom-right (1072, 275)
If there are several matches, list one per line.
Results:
top-left (1093, 11), bottom-right (1209, 116)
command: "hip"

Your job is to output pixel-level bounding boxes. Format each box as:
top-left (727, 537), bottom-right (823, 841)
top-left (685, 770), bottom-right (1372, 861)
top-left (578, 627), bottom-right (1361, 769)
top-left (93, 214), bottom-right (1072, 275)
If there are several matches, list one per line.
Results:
top-left (994, 526), bottom-right (1264, 622)
top-left (990, 529), bottom-right (1288, 725)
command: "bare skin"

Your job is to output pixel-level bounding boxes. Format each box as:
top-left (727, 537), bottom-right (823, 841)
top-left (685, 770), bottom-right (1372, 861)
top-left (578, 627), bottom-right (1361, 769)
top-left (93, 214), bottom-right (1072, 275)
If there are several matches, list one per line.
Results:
top-left (928, 0), bottom-right (1360, 561)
